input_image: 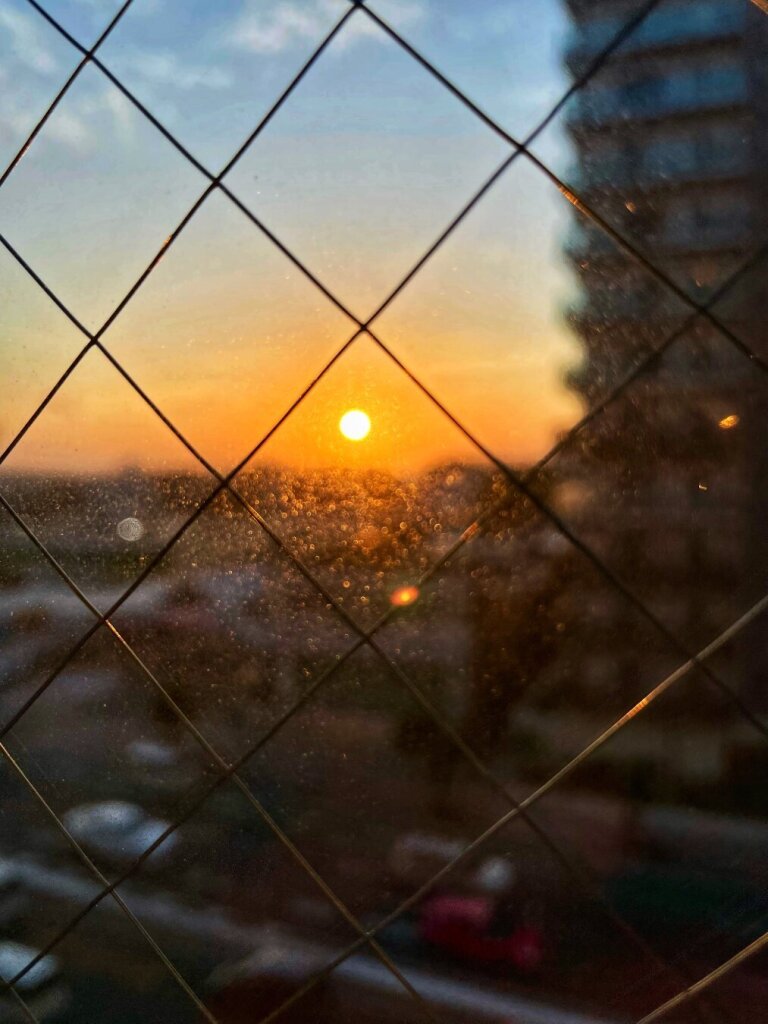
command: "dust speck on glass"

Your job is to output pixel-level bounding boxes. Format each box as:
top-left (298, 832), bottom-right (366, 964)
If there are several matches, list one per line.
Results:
top-left (1, 1), bottom-right (767, 1022)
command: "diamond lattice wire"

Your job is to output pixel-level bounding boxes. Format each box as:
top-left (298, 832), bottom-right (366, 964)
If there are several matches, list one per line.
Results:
top-left (1, 1), bottom-right (768, 1022)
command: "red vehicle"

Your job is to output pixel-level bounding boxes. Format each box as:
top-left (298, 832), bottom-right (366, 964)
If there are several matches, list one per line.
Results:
top-left (418, 894), bottom-right (545, 974)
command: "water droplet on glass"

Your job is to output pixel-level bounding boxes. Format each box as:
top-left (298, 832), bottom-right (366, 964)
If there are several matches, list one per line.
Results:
top-left (117, 517), bottom-right (145, 542)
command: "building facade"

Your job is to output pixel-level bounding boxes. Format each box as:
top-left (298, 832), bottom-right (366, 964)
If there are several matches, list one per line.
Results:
top-left (562, 0), bottom-right (768, 720)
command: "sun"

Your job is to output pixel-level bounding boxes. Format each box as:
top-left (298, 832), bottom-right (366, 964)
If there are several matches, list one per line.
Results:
top-left (339, 409), bottom-right (371, 442)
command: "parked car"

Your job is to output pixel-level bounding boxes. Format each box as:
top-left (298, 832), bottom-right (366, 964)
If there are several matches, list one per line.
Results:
top-left (418, 893), bottom-right (545, 974)
top-left (0, 941), bottom-right (69, 1022)
top-left (388, 832), bottom-right (517, 894)
top-left (386, 832), bottom-right (546, 972)
top-left (61, 801), bottom-right (178, 869)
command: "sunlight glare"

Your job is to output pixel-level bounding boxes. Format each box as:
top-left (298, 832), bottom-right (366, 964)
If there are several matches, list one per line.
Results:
top-left (339, 409), bottom-right (371, 441)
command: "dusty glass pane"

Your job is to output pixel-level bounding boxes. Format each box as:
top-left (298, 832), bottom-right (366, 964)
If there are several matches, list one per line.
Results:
top-left (691, 946), bottom-right (768, 1024)
top-left (111, 489), bottom-right (355, 763)
top-left (0, 507), bottom-right (94, 720)
top-left (374, 155), bottom-right (694, 465)
top-left (102, 189), bottom-right (355, 476)
top-left (2, 626), bottom-right (220, 883)
top-left (238, 644), bottom-right (509, 918)
top-left (38, 0), bottom-right (127, 47)
top-left (0, 0), bottom-right (82, 170)
top-left (20, 895), bottom-right (206, 1023)
top-left (0, 63), bottom-right (205, 330)
top-left (375, 496), bottom-right (684, 794)
top-left (710, 244), bottom-right (768, 362)
top-left (3, 0), bottom-right (768, 1022)
top-left (0, 246), bottom-right (86, 458)
top-left (536, 324), bottom-right (768, 652)
top-left (0, 348), bottom-right (216, 602)
top-left (0, 753), bottom-right (103, 933)
top-left (366, 0), bottom-right (574, 139)
top-left (370, 814), bottom-right (677, 1022)
top-left (98, 0), bottom-right (350, 170)
top-left (531, 0), bottom-right (768, 303)
top-left (506, 666), bottom-right (768, 1021)
top-left (238, 335), bottom-right (502, 630)
top-left (225, 19), bottom-right (510, 320)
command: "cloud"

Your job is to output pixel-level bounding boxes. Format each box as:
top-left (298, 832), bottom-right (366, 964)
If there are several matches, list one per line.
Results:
top-left (44, 107), bottom-right (93, 151)
top-left (0, 75), bottom-right (137, 157)
top-left (227, 1), bottom-right (336, 54)
top-left (226, 0), bottom-right (427, 55)
top-left (0, 6), bottom-right (59, 75)
top-left (0, 33), bottom-right (231, 159)
top-left (35, 86), bottom-right (135, 155)
top-left (118, 48), bottom-right (234, 92)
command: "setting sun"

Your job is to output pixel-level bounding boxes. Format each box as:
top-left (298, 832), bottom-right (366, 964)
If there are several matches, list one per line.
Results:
top-left (339, 409), bottom-right (371, 442)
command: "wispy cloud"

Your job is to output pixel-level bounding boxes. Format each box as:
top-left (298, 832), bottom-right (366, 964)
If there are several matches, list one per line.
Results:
top-left (44, 107), bottom-right (93, 151)
top-left (0, 68), bottom-right (137, 158)
top-left (39, 86), bottom-right (137, 155)
top-left (118, 48), bottom-right (234, 92)
top-left (0, 7), bottom-right (65, 156)
top-left (0, 6), bottom-right (59, 75)
top-left (226, 0), bottom-right (427, 55)
top-left (0, 30), bottom-right (230, 159)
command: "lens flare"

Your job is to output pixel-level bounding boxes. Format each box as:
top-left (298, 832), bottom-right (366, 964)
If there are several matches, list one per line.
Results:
top-left (391, 585), bottom-right (419, 607)
top-left (339, 409), bottom-right (371, 441)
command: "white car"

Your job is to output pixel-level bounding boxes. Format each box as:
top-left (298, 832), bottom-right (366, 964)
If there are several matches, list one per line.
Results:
top-left (62, 801), bottom-right (178, 869)
top-left (0, 941), bottom-right (69, 1022)
top-left (388, 832), bottom-right (516, 893)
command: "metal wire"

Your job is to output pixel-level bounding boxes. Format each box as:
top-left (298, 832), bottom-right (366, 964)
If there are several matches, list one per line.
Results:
top-left (1, 1), bottom-right (765, 1022)
top-left (636, 928), bottom-right (768, 1024)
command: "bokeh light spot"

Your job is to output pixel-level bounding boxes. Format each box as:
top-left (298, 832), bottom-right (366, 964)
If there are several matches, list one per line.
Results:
top-left (391, 585), bottom-right (419, 607)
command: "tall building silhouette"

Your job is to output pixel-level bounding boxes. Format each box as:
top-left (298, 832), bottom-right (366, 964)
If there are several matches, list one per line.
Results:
top-left (562, 0), bottom-right (768, 717)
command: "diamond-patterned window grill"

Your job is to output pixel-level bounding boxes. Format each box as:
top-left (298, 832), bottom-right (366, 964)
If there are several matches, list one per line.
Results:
top-left (2, 1), bottom-right (768, 1022)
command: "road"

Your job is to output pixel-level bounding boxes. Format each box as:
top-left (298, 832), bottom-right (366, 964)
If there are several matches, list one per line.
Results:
top-left (3, 853), bottom-right (619, 1024)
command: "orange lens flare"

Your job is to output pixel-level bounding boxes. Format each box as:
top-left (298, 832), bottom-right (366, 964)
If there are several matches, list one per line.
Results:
top-left (390, 585), bottom-right (420, 607)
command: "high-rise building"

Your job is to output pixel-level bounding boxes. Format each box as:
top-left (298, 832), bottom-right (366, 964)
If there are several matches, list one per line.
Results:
top-left (561, 0), bottom-right (768, 717)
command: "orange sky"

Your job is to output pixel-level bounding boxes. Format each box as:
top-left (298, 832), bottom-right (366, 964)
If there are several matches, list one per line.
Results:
top-left (1, 159), bottom-right (583, 478)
